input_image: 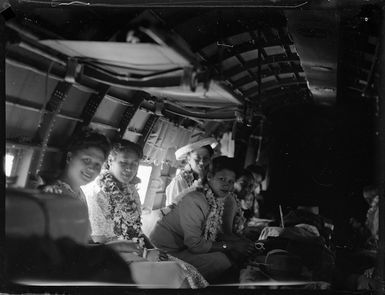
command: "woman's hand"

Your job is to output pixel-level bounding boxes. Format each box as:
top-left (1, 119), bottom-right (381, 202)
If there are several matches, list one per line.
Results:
top-left (222, 234), bottom-right (242, 242)
top-left (106, 240), bottom-right (143, 256)
top-left (146, 249), bottom-right (169, 262)
top-left (158, 250), bottom-right (169, 261)
top-left (43, 186), bottom-right (62, 194)
top-left (228, 239), bottom-right (254, 254)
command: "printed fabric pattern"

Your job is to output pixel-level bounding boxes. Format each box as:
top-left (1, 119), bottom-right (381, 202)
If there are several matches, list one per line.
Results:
top-left (201, 186), bottom-right (225, 242)
top-left (97, 171), bottom-right (145, 246)
top-left (180, 165), bottom-right (197, 188)
top-left (232, 193), bottom-right (247, 235)
top-left (167, 254), bottom-right (209, 288)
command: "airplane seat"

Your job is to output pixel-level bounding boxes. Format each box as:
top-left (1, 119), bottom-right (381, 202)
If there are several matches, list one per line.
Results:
top-left (5, 188), bottom-right (135, 285)
top-left (6, 188), bottom-right (90, 245)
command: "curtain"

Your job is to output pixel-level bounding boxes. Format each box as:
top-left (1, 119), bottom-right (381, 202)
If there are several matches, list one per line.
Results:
top-left (219, 132), bottom-right (235, 157)
top-left (142, 120), bottom-right (193, 167)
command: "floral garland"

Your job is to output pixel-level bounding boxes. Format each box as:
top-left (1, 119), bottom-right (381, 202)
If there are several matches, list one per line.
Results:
top-left (202, 186), bottom-right (225, 242)
top-left (180, 164), bottom-right (197, 187)
top-left (232, 193), bottom-right (247, 235)
top-left (97, 171), bottom-right (145, 247)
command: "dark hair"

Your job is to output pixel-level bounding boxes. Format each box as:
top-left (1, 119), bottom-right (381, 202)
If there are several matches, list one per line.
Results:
top-left (237, 169), bottom-right (254, 181)
top-left (110, 140), bottom-right (143, 160)
top-left (363, 185), bottom-right (379, 195)
top-left (67, 128), bottom-right (111, 160)
top-left (246, 164), bottom-right (266, 181)
top-left (363, 185), bottom-right (379, 202)
top-left (210, 156), bottom-right (240, 177)
top-left (202, 145), bottom-right (214, 157)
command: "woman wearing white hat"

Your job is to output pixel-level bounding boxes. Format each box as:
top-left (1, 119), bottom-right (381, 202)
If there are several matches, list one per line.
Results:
top-left (164, 136), bottom-right (217, 210)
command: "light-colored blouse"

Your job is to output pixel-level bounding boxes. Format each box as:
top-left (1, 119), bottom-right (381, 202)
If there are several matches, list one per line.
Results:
top-left (165, 166), bottom-right (201, 206)
top-left (87, 171), bottom-right (144, 245)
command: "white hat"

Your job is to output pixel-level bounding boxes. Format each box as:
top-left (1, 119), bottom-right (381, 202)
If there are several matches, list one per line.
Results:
top-left (175, 137), bottom-right (217, 161)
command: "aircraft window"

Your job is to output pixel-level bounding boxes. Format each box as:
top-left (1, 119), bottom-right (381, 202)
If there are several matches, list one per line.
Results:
top-left (137, 164), bottom-right (153, 205)
top-left (5, 153), bottom-right (14, 177)
top-left (5, 148), bottom-right (30, 187)
top-left (80, 164), bottom-right (152, 205)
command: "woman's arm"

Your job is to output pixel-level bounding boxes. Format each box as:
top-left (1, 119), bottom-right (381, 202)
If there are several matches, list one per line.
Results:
top-left (179, 195), bottom-right (213, 254)
top-left (165, 175), bottom-right (188, 207)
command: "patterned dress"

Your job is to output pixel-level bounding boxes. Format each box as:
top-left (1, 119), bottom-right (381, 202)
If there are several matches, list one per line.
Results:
top-left (91, 171), bottom-right (145, 245)
top-left (232, 193), bottom-right (247, 235)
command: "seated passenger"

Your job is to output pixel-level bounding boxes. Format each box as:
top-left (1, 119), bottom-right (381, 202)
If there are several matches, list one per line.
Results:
top-left (39, 130), bottom-right (143, 256)
top-left (342, 185), bottom-right (380, 290)
top-left (87, 140), bottom-right (149, 247)
top-left (150, 156), bottom-right (254, 283)
top-left (244, 164), bottom-right (266, 219)
top-left (87, 140), bottom-right (208, 288)
top-left (222, 169), bottom-right (254, 239)
top-left (40, 128), bottom-right (111, 237)
top-left (349, 185), bottom-right (379, 250)
top-left (164, 136), bottom-right (216, 210)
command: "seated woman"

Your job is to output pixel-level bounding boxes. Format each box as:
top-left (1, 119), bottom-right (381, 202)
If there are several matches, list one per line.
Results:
top-left (41, 128), bottom-right (112, 238)
top-left (87, 140), bottom-right (149, 247)
top-left (150, 156), bottom-right (254, 283)
top-left (87, 140), bottom-right (208, 288)
top-left (343, 185), bottom-right (380, 289)
top-left (244, 164), bottom-right (266, 219)
top-left (164, 136), bottom-right (216, 210)
top-left (222, 169), bottom-right (255, 240)
top-left (350, 185), bottom-right (379, 250)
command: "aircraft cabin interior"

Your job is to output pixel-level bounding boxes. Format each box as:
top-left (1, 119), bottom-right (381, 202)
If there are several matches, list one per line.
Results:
top-left (2, 0), bottom-right (385, 293)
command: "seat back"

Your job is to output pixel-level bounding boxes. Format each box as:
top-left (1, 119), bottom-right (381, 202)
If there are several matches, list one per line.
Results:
top-left (6, 188), bottom-right (89, 245)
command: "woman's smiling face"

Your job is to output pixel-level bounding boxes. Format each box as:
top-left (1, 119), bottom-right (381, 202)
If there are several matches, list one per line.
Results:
top-left (109, 150), bottom-right (140, 184)
top-left (66, 147), bottom-right (105, 187)
top-left (187, 147), bottom-right (211, 177)
top-left (208, 169), bottom-right (236, 199)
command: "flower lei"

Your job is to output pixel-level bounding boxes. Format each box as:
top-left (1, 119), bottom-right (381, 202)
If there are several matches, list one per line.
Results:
top-left (180, 164), bottom-right (197, 187)
top-left (232, 193), bottom-right (246, 235)
top-left (98, 171), bottom-right (145, 247)
top-left (202, 186), bottom-right (225, 242)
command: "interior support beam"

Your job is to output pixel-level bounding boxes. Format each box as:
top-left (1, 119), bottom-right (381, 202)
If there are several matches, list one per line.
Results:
top-left (116, 92), bottom-right (148, 140)
top-left (137, 115), bottom-right (159, 147)
top-left (222, 54), bottom-right (300, 78)
top-left (245, 77), bottom-right (307, 97)
top-left (30, 81), bottom-right (72, 176)
top-left (73, 84), bottom-right (110, 135)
